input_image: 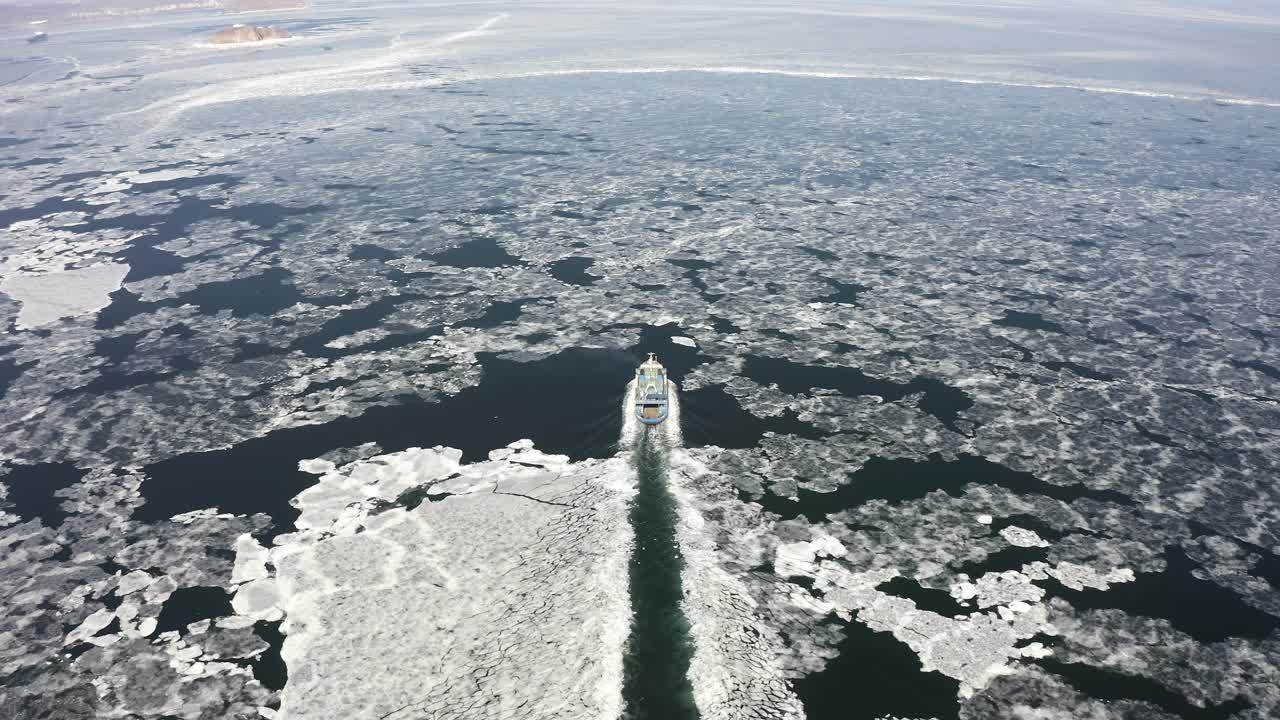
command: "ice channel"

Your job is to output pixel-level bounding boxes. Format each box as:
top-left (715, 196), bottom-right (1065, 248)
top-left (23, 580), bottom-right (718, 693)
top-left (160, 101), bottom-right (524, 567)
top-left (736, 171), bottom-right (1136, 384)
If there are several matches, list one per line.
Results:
top-left (620, 380), bottom-right (699, 719)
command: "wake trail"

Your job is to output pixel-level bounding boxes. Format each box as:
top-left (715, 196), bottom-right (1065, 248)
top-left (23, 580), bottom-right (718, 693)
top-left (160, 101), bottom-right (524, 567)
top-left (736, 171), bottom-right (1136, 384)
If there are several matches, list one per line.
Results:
top-left (619, 379), bottom-right (700, 719)
top-left (660, 380), bottom-right (807, 719)
top-left (620, 378), bottom-right (641, 450)
top-left (665, 382), bottom-right (683, 448)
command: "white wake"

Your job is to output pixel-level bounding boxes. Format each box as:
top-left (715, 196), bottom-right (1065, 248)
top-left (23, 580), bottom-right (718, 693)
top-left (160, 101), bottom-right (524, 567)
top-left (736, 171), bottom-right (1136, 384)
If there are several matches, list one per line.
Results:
top-left (665, 381), bottom-right (683, 448)
top-left (659, 382), bottom-right (806, 718)
top-left (620, 377), bottom-right (640, 450)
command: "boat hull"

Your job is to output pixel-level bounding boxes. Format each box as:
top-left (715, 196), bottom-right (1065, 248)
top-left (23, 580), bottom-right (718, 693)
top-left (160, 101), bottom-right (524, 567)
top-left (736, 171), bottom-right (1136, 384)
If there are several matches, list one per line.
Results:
top-left (634, 352), bottom-right (669, 424)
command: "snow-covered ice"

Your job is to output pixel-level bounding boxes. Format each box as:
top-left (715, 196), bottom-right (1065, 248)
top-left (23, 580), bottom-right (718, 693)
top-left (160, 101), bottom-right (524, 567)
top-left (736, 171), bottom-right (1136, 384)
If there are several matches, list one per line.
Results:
top-left (1, 263), bottom-right (130, 329)
top-left (270, 442), bottom-right (634, 719)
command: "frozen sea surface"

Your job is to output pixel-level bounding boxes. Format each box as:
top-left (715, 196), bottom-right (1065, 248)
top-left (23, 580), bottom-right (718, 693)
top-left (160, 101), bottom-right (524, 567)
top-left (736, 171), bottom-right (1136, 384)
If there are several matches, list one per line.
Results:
top-left (274, 442), bottom-right (633, 720)
top-left (1, 2), bottom-right (1279, 719)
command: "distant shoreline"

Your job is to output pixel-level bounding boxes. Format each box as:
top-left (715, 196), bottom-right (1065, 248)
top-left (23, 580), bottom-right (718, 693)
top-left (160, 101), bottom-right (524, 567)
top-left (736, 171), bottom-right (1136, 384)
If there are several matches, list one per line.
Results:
top-left (0, 0), bottom-right (308, 29)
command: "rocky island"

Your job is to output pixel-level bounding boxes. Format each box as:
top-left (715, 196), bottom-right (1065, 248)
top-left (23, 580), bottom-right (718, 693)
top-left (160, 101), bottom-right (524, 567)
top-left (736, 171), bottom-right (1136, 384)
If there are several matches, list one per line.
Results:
top-left (208, 24), bottom-right (290, 43)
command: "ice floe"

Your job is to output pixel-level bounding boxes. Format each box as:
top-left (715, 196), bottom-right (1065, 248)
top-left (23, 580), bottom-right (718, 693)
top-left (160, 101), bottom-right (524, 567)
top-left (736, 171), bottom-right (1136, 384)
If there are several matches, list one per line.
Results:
top-left (268, 441), bottom-right (634, 719)
top-left (999, 525), bottom-right (1050, 548)
top-left (2, 263), bottom-right (130, 329)
top-left (774, 534), bottom-right (1054, 698)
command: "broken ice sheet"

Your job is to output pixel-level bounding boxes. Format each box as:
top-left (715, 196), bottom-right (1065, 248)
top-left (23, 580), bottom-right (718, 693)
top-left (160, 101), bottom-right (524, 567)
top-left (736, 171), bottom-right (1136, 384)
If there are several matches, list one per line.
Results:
top-left (269, 443), bottom-right (634, 719)
top-left (1, 263), bottom-right (130, 329)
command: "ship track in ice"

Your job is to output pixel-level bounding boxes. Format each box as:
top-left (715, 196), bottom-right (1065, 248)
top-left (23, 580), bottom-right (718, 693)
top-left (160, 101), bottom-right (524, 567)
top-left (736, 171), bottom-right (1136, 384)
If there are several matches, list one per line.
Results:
top-left (621, 380), bottom-right (700, 719)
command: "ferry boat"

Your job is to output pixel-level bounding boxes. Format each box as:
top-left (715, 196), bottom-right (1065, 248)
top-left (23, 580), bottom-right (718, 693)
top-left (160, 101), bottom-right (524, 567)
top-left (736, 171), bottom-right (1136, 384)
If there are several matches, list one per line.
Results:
top-left (635, 353), bottom-right (669, 425)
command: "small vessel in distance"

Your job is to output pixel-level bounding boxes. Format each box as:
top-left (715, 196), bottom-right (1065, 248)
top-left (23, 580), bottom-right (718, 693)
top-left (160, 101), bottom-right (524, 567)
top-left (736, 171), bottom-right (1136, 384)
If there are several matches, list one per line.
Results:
top-left (635, 353), bottom-right (669, 425)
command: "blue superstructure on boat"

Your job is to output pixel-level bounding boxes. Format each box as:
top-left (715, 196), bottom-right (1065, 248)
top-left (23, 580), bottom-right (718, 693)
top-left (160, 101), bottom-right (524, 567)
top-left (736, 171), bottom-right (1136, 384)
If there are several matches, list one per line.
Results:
top-left (635, 353), bottom-right (669, 425)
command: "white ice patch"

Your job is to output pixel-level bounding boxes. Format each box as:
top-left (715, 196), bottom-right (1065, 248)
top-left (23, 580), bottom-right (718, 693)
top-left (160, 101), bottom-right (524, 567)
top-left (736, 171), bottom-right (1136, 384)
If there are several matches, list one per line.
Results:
top-left (270, 442), bottom-right (634, 720)
top-left (144, 576), bottom-right (178, 605)
top-left (950, 578), bottom-right (979, 604)
top-left (230, 534), bottom-right (270, 585)
top-left (289, 446), bottom-right (464, 531)
top-left (778, 541), bottom-right (1054, 698)
top-left (323, 328), bottom-right (392, 349)
top-left (171, 508), bottom-right (233, 524)
top-left (87, 176), bottom-right (133, 195)
top-left (80, 166), bottom-right (202, 198)
top-left (999, 525), bottom-right (1050, 548)
top-left (671, 335), bottom-right (697, 347)
top-left (297, 458), bottom-right (335, 475)
top-left (127, 166), bottom-right (204, 184)
top-left (969, 571), bottom-right (1046, 609)
top-left (775, 533), bottom-right (848, 577)
top-left (65, 608), bottom-right (117, 646)
top-left (1025, 560), bottom-right (1136, 591)
top-left (231, 579), bottom-right (282, 622)
top-left (1, 263), bottom-right (130, 329)
top-left (116, 570), bottom-right (153, 596)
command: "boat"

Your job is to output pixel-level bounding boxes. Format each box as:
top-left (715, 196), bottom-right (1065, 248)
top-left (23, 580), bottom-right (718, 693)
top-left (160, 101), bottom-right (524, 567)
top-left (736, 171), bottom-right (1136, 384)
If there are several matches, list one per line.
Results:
top-left (634, 353), bottom-right (669, 425)
top-left (28, 31), bottom-right (48, 44)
